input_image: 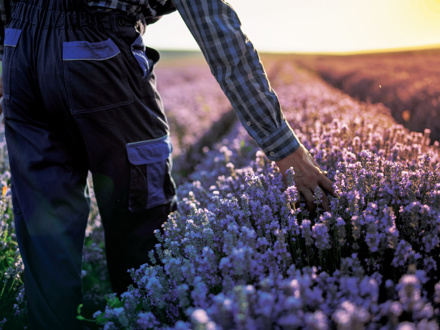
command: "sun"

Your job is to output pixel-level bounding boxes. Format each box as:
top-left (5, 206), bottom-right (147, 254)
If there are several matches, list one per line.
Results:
top-left (428, 0), bottom-right (440, 8)
top-left (420, 0), bottom-right (440, 18)
top-left (407, 0), bottom-right (440, 28)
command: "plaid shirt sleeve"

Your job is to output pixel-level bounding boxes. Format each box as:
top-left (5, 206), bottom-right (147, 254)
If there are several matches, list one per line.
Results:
top-left (172, 0), bottom-right (300, 161)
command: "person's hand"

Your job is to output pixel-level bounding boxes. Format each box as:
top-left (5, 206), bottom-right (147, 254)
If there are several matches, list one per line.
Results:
top-left (275, 144), bottom-right (335, 214)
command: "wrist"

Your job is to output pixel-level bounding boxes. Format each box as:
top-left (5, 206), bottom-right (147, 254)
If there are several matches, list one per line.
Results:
top-left (258, 120), bottom-right (300, 161)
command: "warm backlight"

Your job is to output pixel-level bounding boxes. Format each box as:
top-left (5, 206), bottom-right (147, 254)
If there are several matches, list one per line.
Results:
top-left (145, 0), bottom-right (440, 53)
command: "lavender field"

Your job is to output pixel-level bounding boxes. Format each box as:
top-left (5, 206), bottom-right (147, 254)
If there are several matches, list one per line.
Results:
top-left (292, 49), bottom-right (440, 143)
top-left (1, 56), bottom-right (440, 329)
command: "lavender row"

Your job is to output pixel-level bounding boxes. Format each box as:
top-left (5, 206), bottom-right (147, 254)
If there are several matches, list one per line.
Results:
top-left (97, 62), bottom-right (440, 329)
top-left (155, 65), bottom-right (231, 162)
top-left (294, 50), bottom-right (440, 142)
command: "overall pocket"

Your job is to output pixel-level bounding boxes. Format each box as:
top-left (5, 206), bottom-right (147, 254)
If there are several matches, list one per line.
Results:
top-left (126, 134), bottom-right (174, 212)
top-left (2, 28), bottom-right (22, 100)
top-left (63, 38), bottom-right (133, 113)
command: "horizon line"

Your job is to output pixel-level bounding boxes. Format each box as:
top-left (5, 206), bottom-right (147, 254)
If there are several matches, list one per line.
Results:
top-left (157, 43), bottom-right (440, 56)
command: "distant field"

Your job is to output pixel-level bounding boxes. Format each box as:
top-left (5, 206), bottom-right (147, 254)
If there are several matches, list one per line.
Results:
top-left (158, 49), bottom-right (440, 145)
top-left (277, 48), bottom-right (440, 143)
top-left (156, 49), bottom-right (205, 67)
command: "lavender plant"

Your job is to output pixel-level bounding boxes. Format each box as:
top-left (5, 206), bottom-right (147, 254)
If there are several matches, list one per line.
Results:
top-left (0, 137), bottom-right (27, 328)
top-left (97, 63), bottom-right (440, 329)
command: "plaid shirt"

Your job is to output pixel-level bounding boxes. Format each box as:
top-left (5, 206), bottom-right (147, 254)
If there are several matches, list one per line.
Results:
top-left (0, 0), bottom-right (300, 160)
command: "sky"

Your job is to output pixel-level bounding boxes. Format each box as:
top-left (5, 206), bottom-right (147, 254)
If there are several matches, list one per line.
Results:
top-left (144, 0), bottom-right (440, 53)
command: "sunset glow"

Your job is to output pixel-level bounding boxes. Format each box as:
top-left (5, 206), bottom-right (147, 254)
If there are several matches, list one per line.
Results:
top-left (144, 0), bottom-right (440, 53)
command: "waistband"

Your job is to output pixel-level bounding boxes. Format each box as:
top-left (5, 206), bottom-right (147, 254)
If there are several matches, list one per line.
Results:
top-left (11, 1), bottom-right (138, 31)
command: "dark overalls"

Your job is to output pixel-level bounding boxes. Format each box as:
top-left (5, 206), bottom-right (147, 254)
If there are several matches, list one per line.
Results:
top-left (2, 0), bottom-right (176, 328)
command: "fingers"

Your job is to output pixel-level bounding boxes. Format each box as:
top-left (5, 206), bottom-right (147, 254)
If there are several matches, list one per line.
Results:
top-left (319, 187), bottom-right (330, 211)
top-left (301, 189), bottom-right (316, 215)
top-left (319, 174), bottom-right (336, 197)
top-left (300, 187), bottom-right (330, 215)
top-left (299, 177), bottom-right (333, 214)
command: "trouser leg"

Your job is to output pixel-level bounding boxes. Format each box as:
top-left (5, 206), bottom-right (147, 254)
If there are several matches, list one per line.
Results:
top-left (13, 197), bottom-right (89, 330)
top-left (101, 200), bottom-right (176, 295)
top-left (2, 3), bottom-right (92, 325)
top-left (5, 113), bottom-right (90, 330)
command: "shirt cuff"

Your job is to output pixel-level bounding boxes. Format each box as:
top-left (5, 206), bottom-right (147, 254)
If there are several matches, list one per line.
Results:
top-left (257, 120), bottom-right (300, 161)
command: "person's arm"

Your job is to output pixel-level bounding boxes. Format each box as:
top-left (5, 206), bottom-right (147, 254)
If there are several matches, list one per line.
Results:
top-left (171, 0), bottom-right (334, 212)
top-left (172, 0), bottom-right (298, 161)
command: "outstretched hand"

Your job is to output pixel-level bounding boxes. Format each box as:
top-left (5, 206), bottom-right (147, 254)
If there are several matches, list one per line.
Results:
top-left (275, 144), bottom-right (335, 214)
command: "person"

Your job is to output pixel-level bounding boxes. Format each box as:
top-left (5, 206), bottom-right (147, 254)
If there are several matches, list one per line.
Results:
top-left (0, 0), bottom-right (334, 328)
